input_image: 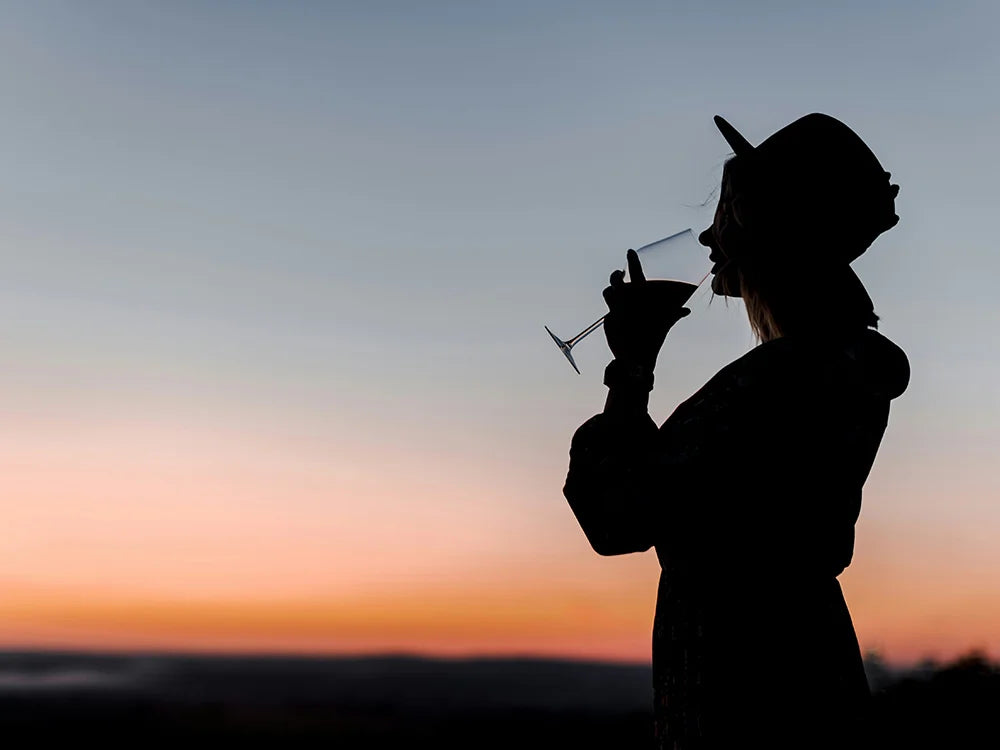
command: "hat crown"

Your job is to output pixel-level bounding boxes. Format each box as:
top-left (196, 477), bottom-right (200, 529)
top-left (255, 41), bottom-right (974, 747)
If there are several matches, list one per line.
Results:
top-left (712, 112), bottom-right (899, 263)
top-left (754, 113), bottom-right (884, 182)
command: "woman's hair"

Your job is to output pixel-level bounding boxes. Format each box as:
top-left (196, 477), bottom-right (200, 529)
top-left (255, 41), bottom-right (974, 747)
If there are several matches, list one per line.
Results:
top-left (738, 269), bottom-right (785, 343)
top-left (717, 157), bottom-right (880, 342)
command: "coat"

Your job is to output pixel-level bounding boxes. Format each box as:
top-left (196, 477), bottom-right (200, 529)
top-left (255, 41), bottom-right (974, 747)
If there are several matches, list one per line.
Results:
top-left (563, 328), bottom-right (909, 749)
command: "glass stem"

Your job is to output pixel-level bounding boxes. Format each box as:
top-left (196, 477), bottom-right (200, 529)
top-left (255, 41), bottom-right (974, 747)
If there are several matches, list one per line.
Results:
top-left (565, 315), bottom-right (606, 348)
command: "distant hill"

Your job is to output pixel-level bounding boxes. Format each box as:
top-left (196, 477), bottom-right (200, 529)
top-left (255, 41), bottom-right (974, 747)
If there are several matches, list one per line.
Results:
top-left (0, 650), bottom-right (996, 748)
top-left (0, 651), bottom-right (652, 712)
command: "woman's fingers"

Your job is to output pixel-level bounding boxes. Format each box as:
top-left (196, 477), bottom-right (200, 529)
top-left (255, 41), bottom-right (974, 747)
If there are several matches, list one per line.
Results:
top-left (626, 249), bottom-right (645, 283)
top-left (604, 270), bottom-right (622, 306)
top-left (602, 284), bottom-right (617, 308)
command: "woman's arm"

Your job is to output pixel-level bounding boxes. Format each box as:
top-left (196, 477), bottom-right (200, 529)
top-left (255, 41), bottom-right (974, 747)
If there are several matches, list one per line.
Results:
top-left (563, 405), bottom-right (661, 556)
top-left (562, 357), bottom-right (706, 556)
top-left (563, 250), bottom-right (696, 555)
top-left (562, 343), bottom-right (785, 558)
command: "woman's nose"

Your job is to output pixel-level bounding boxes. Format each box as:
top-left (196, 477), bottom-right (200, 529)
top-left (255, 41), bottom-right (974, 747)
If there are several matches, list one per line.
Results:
top-left (698, 228), bottom-right (713, 247)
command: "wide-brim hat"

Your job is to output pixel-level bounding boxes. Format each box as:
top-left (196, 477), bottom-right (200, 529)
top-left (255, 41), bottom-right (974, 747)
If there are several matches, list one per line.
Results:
top-left (711, 112), bottom-right (899, 265)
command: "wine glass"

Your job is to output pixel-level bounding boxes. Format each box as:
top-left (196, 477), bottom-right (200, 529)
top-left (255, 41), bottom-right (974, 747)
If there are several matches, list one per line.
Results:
top-left (545, 228), bottom-right (710, 373)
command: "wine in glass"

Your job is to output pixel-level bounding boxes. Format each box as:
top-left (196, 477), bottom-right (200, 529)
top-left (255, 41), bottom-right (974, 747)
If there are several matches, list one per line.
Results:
top-left (545, 228), bottom-right (710, 373)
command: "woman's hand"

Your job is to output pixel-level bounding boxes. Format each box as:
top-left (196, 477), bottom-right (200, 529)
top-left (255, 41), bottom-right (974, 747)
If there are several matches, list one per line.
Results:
top-left (602, 249), bottom-right (691, 371)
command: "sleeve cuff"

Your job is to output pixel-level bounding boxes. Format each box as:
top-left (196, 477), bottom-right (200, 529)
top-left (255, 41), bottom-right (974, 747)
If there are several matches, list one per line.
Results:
top-left (603, 359), bottom-right (654, 393)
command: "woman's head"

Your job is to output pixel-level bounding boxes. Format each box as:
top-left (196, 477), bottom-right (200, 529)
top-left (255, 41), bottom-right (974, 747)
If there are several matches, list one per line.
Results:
top-left (699, 114), bottom-right (900, 341)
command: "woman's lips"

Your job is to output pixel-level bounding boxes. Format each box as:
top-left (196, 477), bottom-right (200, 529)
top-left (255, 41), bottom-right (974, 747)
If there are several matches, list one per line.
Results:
top-left (710, 257), bottom-right (732, 275)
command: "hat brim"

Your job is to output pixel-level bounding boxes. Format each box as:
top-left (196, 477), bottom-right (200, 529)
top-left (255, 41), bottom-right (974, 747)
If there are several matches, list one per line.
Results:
top-left (714, 115), bottom-right (754, 155)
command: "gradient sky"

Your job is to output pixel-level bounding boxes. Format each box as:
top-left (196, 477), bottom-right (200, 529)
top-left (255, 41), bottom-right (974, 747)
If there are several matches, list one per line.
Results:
top-left (1, 1), bottom-right (998, 664)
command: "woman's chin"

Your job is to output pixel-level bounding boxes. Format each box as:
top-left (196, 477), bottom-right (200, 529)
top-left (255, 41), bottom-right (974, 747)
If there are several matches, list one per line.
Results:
top-left (711, 273), bottom-right (740, 297)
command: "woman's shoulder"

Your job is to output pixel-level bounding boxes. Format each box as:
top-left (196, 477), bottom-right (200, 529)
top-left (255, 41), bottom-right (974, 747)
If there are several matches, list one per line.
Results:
top-left (662, 329), bottom-right (909, 442)
top-left (717, 328), bottom-right (909, 400)
top-left (841, 329), bottom-right (910, 399)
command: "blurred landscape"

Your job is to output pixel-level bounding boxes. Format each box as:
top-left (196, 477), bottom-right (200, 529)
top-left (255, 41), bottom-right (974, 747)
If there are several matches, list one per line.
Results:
top-left (0, 650), bottom-right (996, 748)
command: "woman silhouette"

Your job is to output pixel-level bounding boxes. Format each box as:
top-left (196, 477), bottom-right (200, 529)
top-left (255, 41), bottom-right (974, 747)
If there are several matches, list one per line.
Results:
top-left (563, 113), bottom-right (909, 749)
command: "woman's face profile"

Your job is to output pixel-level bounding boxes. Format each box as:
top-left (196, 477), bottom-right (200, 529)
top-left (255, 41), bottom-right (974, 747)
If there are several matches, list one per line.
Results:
top-left (700, 194), bottom-right (742, 297)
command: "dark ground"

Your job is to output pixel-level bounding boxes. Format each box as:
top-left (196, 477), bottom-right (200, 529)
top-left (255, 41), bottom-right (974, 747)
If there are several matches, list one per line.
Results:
top-left (0, 650), bottom-right (996, 748)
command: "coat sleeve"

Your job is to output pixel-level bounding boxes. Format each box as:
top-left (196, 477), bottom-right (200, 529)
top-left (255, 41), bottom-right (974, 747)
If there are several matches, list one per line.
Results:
top-left (561, 347), bottom-right (786, 558)
top-left (562, 409), bottom-right (663, 556)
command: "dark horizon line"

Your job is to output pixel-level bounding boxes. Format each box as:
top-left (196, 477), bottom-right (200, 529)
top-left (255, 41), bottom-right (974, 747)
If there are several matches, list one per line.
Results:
top-left (0, 644), bottom-right (990, 672)
top-left (0, 645), bottom-right (651, 668)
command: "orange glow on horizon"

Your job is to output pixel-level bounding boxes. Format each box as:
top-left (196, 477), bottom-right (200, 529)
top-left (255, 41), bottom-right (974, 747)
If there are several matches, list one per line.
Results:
top-left (2, 417), bottom-right (999, 667)
top-left (2, 573), bottom-right (998, 665)
top-left (0, 582), bottom-right (656, 663)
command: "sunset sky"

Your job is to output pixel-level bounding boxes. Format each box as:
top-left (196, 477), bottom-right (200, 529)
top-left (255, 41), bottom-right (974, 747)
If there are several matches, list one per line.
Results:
top-left (1, 1), bottom-right (999, 665)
